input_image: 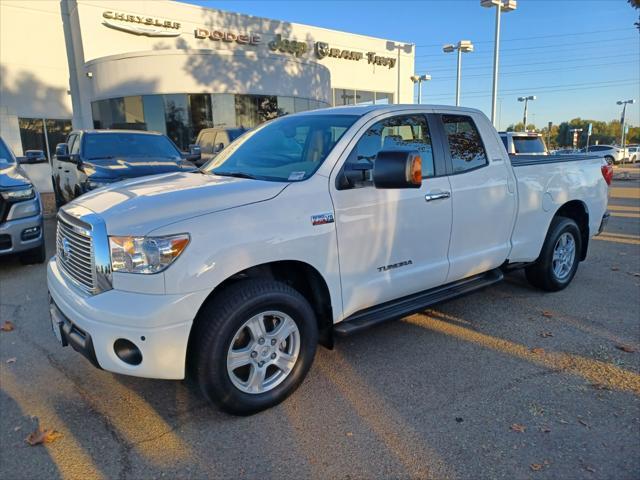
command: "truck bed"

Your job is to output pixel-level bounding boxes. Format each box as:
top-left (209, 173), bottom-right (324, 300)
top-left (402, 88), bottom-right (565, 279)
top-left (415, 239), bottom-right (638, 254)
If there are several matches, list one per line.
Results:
top-left (509, 154), bottom-right (601, 167)
top-left (507, 154), bottom-right (607, 263)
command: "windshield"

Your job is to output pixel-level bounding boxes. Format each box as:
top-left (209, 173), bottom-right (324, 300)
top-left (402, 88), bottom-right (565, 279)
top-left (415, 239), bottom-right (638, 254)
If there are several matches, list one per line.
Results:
top-left (0, 139), bottom-right (16, 166)
top-left (84, 133), bottom-right (181, 160)
top-left (228, 128), bottom-right (246, 141)
top-left (203, 114), bottom-right (358, 182)
top-left (512, 136), bottom-right (546, 154)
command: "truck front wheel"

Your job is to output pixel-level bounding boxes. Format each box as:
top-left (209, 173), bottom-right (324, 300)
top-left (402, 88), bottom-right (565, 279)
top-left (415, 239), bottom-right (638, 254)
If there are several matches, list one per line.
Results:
top-left (192, 279), bottom-right (318, 415)
top-left (525, 216), bottom-right (582, 292)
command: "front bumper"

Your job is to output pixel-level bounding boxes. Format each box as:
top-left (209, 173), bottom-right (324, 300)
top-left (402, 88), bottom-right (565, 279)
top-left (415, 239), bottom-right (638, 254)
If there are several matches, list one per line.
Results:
top-left (0, 201), bottom-right (43, 255)
top-left (47, 256), bottom-right (209, 379)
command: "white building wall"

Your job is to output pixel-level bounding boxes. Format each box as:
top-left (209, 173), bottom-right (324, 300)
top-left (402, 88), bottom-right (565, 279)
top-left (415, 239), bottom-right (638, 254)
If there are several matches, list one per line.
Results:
top-left (0, 0), bottom-right (73, 154)
top-left (1, 0), bottom-right (416, 153)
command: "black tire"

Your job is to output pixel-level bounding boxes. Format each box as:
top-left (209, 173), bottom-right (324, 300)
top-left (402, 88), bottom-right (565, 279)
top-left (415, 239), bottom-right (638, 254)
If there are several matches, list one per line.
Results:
top-left (525, 216), bottom-right (581, 292)
top-left (192, 279), bottom-right (318, 415)
top-left (19, 240), bottom-right (46, 265)
top-left (604, 155), bottom-right (614, 165)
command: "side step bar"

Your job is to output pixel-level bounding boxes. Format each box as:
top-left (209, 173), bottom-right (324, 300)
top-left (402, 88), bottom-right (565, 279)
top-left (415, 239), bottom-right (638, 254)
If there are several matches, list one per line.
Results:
top-left (334, 268), bottom-right (504, 336)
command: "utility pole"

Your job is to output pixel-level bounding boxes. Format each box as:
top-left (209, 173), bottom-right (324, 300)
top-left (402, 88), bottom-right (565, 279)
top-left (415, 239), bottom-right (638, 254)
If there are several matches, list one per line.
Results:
top-left (617, 99), bottom-right (635, 164)
top-left (443, 40), bottom-right (474, 106)
top-left (518, 95), bottom-right (536, 130)
top-left (388, 42), bottom-right (413, 104)
top-left (481, 0), bottom-right (517, 127)
top-left (411, 74), bottom-right (432, 104)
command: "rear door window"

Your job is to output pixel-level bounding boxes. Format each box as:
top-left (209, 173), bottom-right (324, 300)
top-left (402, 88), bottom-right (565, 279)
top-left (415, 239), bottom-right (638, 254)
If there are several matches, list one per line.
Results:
top-left (442, 115), bottom-right (488, 173)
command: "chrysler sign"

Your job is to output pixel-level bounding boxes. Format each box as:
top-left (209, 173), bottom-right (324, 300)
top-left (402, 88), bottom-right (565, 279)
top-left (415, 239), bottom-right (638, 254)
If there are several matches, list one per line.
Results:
top-left (102, 11), bottom-right (182, 37)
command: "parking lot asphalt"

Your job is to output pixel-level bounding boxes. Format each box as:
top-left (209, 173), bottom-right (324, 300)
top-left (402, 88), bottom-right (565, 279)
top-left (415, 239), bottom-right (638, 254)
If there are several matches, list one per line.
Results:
top-left (1, 178), bottom-right (639, 480)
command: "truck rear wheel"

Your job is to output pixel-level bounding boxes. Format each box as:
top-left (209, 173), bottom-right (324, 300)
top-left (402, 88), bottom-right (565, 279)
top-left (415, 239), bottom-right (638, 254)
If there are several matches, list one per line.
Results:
top-left (525, 216), bottom-right (581, 292)
top-left (192, 279), bottom-right (318, 415)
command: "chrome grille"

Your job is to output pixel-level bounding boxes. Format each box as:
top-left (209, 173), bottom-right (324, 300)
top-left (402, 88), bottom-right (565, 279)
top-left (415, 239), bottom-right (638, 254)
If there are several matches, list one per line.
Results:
top-left (56, 213), bottom-right (95, 293)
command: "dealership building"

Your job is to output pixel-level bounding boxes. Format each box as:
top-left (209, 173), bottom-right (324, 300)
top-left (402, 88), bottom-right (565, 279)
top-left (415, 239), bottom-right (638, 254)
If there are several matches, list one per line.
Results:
top-left (0, 0), bottom-right (416, 179)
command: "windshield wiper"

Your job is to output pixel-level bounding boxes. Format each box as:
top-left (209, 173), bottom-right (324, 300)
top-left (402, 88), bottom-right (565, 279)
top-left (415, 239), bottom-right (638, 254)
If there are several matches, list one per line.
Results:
top-left (212, 171), bottom-right (257, 180)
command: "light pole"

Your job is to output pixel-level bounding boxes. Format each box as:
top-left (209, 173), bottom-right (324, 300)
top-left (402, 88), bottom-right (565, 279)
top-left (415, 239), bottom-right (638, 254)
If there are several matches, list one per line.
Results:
top-left (617, 99), bottom-right (635, 164)
top-left (518, 95), bottom-right (536, 130)
top-left (443, 40), bottom-right (474, 106)
top-left (481, 0), bottom-right (517, 127)
top-left (387, 41), bottom-right (414, 104)
top-left (411, 74), bottom-right (432, 104)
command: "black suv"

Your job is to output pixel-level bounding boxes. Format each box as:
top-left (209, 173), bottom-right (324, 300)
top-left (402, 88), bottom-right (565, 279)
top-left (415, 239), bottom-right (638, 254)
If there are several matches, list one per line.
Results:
top-left (52, 130), bottom-right (199, 206)
top-left (192, 127), bottom-right (247, 166)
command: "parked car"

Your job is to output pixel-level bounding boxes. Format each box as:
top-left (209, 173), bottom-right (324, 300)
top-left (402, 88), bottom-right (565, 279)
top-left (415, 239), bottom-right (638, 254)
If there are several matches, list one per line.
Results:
top-left (627, 145), bottom-right (638, 163)
top-left (48, 105), bottom-right (609, 415)
top-left (499, 131), bottom-right (548, 155)
top-left (52, 130), bottom-right (197, 206)
top-left (582, 145), bottom-right (625, 164)
top-left (0, 137), bottom-right (46, 263)
top-left (555, 148), bottom-right (582, 155)
top-left (191, 127), bottom-right (247, 166)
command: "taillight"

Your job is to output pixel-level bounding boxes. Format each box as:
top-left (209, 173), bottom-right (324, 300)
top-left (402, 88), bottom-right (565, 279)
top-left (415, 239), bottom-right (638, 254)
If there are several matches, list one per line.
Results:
top-left (601, 163), bottom-right (613, 186)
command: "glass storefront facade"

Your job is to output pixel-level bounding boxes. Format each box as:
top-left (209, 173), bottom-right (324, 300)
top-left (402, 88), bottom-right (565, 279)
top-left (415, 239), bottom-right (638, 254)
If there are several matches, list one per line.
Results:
top-left (92, 93), bottom-right (330, 150)
top-left (331, 88), bottom-right (393, 106)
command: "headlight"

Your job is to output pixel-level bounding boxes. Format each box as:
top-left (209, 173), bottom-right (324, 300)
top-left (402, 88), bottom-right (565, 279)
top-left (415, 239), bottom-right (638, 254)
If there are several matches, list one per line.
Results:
top-left (109, 234), bottom-right (190, 274)
top-left (1, 187), bottom-right (34, 201)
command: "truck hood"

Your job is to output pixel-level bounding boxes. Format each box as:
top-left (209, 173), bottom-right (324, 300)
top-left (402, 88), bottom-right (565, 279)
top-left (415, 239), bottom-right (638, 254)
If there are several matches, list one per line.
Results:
top-left (0, 164), bottom-right (31, 189)
top-left (71, 171), bottom-right (288, 235)
top-left (82, 156), bottom-right (195, 180)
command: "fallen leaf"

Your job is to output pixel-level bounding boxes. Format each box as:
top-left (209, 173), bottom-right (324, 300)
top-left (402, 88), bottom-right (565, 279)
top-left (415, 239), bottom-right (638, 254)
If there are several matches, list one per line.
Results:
top-left (584, 466), bottom-right (596, 473)
top-left (559, 419), bottom-right (570, 424)
top-left (610, 266), bottom-right (620, 271)
top-left (615, 344), bottom-right (636, 353)
top-left (510, 423), bottom-right (526, 433)
top-left (0, 321), bottom-right (15, 332)
top-left (346, 432), bottom-right (353, 437)
top-left (628, 272), bottom-right (640, 277)
top-left (542, 311), bottom-right (553, 318)
top-left (530, 463), bottom-right (544, 471)
top-left (6, 357), bottom-right (16, 364)
top-left (25, 428), bottom-right (62, 446)
top-left (540, 331), bottom-right (554, 338)
top-left (578, 419), bottom-right (589, 427)
top-left (14, 426), bottom-right (21, 432)
top-left (541, 426), bottom-right (551, 433)
top-left (531, 347), bottom-right (545, 355)
top-left (455, 417), bottom-right (464, 423)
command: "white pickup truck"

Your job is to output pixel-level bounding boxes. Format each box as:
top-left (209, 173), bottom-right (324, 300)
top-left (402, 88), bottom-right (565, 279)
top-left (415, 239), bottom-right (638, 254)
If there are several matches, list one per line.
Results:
top-left (47, 105), bottom-right (610, 414)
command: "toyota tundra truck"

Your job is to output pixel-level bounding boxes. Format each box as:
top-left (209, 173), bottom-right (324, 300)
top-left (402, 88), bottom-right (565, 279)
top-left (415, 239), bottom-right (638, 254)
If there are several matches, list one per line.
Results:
top-left (47, 105), bottom-right (610, 414)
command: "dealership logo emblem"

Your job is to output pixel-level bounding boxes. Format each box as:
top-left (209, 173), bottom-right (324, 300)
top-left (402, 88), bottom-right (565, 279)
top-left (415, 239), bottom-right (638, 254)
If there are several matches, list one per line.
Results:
top-left (61, 238), bottom-right (72, 261)
top-left (102, 11), bottom-right (182, 37)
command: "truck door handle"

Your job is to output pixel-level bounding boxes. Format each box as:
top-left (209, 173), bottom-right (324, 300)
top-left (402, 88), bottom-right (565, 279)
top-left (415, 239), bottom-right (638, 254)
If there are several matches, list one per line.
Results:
top-left (425, 191), bottom-right (450, 202)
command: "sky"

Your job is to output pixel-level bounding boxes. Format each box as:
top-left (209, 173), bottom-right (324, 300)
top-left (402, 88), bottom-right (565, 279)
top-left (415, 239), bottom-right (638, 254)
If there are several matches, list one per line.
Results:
top-left (184, 0), bottom-right (640, 130)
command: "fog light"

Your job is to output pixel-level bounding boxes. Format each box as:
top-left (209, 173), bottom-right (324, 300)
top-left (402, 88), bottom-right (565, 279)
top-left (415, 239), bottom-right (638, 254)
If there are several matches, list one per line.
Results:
top-left (21, 226), bottom-right (40, 241)
top-left (113, 338), bottom-right (142, 365)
